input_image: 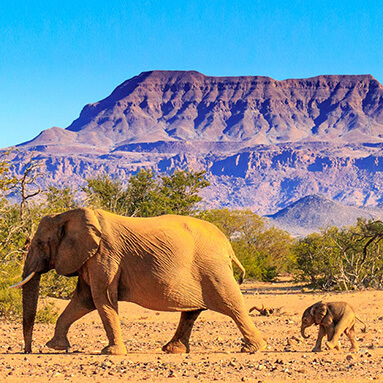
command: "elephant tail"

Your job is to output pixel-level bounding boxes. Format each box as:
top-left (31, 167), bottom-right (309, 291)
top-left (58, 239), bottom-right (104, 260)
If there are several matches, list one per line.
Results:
top-left (230, 252), bottom-right (246, 285)
top-left (356, 316), bottom-right (367, 333)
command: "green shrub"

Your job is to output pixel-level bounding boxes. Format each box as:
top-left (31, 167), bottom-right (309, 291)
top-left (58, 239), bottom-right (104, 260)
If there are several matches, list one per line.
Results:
top-left (0, 280), bottom-right (22, 319)
top-left (0, 263), bottom-right (23, 319)
top-left (35, 299), bottom-right (59, 324)
top-left (0, 267), bottom-right (59, 323)
top-left (293, 220), bottom-right (383, 290)
top-left (40, 271), bottom-right (77, 300)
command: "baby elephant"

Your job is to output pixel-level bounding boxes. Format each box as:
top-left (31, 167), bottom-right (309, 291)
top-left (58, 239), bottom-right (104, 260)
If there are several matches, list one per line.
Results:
top-left (301, 301), bottom-right (366, 352)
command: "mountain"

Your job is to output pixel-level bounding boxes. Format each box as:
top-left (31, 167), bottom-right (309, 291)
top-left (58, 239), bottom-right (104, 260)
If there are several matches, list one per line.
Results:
top-left (4, 70), bottom-right (383, 224)
top-left (26, 71), bottom-right (383, 148)
top-left (267, 195), bottom-right (383, 236)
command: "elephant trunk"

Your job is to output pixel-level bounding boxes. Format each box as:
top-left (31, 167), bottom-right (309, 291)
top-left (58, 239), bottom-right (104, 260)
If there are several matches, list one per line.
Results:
top-left (22, 273), bottom-right (41, 353)
top-left (301, 324), bottom-right (310, 339)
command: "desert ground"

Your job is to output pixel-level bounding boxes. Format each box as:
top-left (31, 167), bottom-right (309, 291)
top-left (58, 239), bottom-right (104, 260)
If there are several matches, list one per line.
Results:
top-left (1, 279), bottom-right (383, 383)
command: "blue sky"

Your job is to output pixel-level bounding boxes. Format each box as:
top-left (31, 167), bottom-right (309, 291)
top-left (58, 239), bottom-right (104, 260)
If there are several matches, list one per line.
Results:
top-left (0, 0), bottom-right (382, 148)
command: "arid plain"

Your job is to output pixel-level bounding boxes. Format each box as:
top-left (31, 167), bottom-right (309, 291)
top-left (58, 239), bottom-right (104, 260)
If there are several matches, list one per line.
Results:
top-left (1, 279), bottom-right (382, 383)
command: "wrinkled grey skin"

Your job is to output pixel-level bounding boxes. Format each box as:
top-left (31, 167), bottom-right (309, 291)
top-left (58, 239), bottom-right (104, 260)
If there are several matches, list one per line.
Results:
top-left (19, 208), bottom-right (267, 355)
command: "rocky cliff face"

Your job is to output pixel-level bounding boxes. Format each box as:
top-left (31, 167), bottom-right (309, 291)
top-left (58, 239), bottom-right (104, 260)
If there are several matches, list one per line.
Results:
top-left (27, 70), bottom-right (383, 147)
top-left (7, 71), bottom-right (383, 221)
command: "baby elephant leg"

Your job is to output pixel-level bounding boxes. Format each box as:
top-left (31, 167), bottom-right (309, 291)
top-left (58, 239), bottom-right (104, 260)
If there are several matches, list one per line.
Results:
top-left (326, 325), bottom-right (340, 351)
top-left (345, 325), bottom-right (359, 352)
top-left (162, 309), bottom-right (204, 353)
top-left (312, 325), bottom-right (326, 352)
top-left (326, 316), bottom-right (350, 351)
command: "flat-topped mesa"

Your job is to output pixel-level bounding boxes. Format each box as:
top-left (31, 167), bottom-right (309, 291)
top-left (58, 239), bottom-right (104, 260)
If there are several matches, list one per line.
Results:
top-left (115, 71), bottom-right (379, 89)
top-left (26, 71), bottom-right (383, 148)
top-left (8, 71), bottom-right (383, 220)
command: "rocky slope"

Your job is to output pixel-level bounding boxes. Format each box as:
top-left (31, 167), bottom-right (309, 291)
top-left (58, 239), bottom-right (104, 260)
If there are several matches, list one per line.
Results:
top-left (5, 71), bottom-right (383, 229)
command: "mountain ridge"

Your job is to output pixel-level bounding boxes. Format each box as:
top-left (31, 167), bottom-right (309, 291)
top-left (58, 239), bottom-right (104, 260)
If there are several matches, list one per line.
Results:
top-left (4, 70), bottom-right (383, 229)
top-left (21, 71), bottom-right (383, 149)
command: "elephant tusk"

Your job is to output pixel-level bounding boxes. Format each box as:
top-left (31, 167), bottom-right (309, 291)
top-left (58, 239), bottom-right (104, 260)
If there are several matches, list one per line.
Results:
top-left (9, 272), bottom-right (36, 289)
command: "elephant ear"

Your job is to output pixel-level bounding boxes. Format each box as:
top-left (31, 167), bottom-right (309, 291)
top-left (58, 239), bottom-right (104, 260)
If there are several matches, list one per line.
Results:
top-left (54, 208), bottom-right (102, 276)
top-left (312, 302), bottom-right (327, 324)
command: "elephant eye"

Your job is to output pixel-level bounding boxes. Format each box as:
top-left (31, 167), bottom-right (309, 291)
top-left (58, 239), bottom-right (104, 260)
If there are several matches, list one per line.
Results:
top-left (59, 224), bottom-right (66, 239)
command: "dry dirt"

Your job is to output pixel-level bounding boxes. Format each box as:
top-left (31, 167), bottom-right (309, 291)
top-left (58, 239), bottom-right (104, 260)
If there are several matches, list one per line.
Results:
top-left (1, 280), bottom-right (383, 383)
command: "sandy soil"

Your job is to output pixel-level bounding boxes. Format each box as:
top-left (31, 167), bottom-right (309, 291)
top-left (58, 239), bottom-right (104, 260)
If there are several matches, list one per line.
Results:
top-left (1, 280), bottom-right (383, 383)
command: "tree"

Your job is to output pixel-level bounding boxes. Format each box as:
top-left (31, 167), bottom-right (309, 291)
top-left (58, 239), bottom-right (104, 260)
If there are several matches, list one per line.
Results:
top-left (83, 174), bottom-right (127, 214)
top-left (124, 169), bottom-right (159, 216)
top-left (83, 169), bottom-right (210, 217)
top-left (292, 232), bottom-right (331, 287)
top-left (0, 150), bottom-right (17, 204)
top-left (160, 170), bottom-right (210, 215)
top-left (44, 186), bottom-right (77, 214)
top-left (0, 155), bottom-right (76, 318)
top-left (0, 155), bottom-right (42, 259)
top-left (293, 220), bottom-right (383, 290)
top-left (10, 156), bottom-right (42, 224)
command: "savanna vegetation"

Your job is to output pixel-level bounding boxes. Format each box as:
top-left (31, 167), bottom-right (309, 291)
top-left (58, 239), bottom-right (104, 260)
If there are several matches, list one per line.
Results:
top-left (293, 220), bottom-right (383, 290)
top-left (1, 151), bottom-right (383, 323)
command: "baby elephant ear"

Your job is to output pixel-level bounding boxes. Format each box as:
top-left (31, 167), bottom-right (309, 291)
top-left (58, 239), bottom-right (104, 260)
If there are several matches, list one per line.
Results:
top-left (313, 302), bottom-right (327, 324)
top-left (54, 208), bottom-right (102, 276)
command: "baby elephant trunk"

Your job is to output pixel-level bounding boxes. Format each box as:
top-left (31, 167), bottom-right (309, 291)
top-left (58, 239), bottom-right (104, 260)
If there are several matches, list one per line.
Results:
top-left (301, 324), bottom-right (310, 339)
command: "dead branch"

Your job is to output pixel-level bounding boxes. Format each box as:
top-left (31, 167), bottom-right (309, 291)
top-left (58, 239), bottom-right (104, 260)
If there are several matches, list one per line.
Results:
top-left (249, 304), bottom-right (284, 316)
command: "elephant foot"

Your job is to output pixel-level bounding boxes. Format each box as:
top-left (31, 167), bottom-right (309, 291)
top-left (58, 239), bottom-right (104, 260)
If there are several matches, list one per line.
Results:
top-left (241, 338), bottom-right (267, 353)
top-left (350, 346), bottom-right (359, 352)
top-left (162, 340), bottom-right (189, 354)
top-left (101, 343), bottom-right (127, 355)
top-left (46, 337), bottom-right (71, 352)
top-left (312, 347), bottom-right (321, 352)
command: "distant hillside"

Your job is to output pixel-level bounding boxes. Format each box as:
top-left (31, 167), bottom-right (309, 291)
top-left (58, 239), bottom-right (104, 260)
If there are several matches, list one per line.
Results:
top-left (266, 195), bottom-right (383, 236)
top-left (4, 71), bottom-right (383, 216)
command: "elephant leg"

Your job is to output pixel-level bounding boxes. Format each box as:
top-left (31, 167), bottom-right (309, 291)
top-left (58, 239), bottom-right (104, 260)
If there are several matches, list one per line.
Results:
top-left (46, 278), bottom-right (95, 351)
top-left (346, 325), bottom-right (359, 352)
top-left (326, 317), bottom-right (349, 350)
top-left (312, 325), bottom-right (326, 352)
top-left (326, 325), bottom-right (340, 351)
top-left (230, 309), bottom-right (267, 352)
top-left (162, 309), bottom-right (204, 354)
top-left (91, 287), bottom-right (127, 355)
top-left (208, 281), bottom-right (266, 352)
top-left (326, 324), bottom-right (335, 341)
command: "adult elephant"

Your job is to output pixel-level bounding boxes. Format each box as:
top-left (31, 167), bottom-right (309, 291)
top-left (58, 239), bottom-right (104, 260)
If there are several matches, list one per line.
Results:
top-left (13, 208), bottom-right (266, 355)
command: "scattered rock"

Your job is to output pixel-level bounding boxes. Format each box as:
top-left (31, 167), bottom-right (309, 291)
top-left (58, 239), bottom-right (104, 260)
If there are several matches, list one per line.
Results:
top-left (297, 368), bottom-right (306, 373)
top-left (0, 280), bottom-right (380, 382)
top-left (168, 370), bottom-right (176, 378)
